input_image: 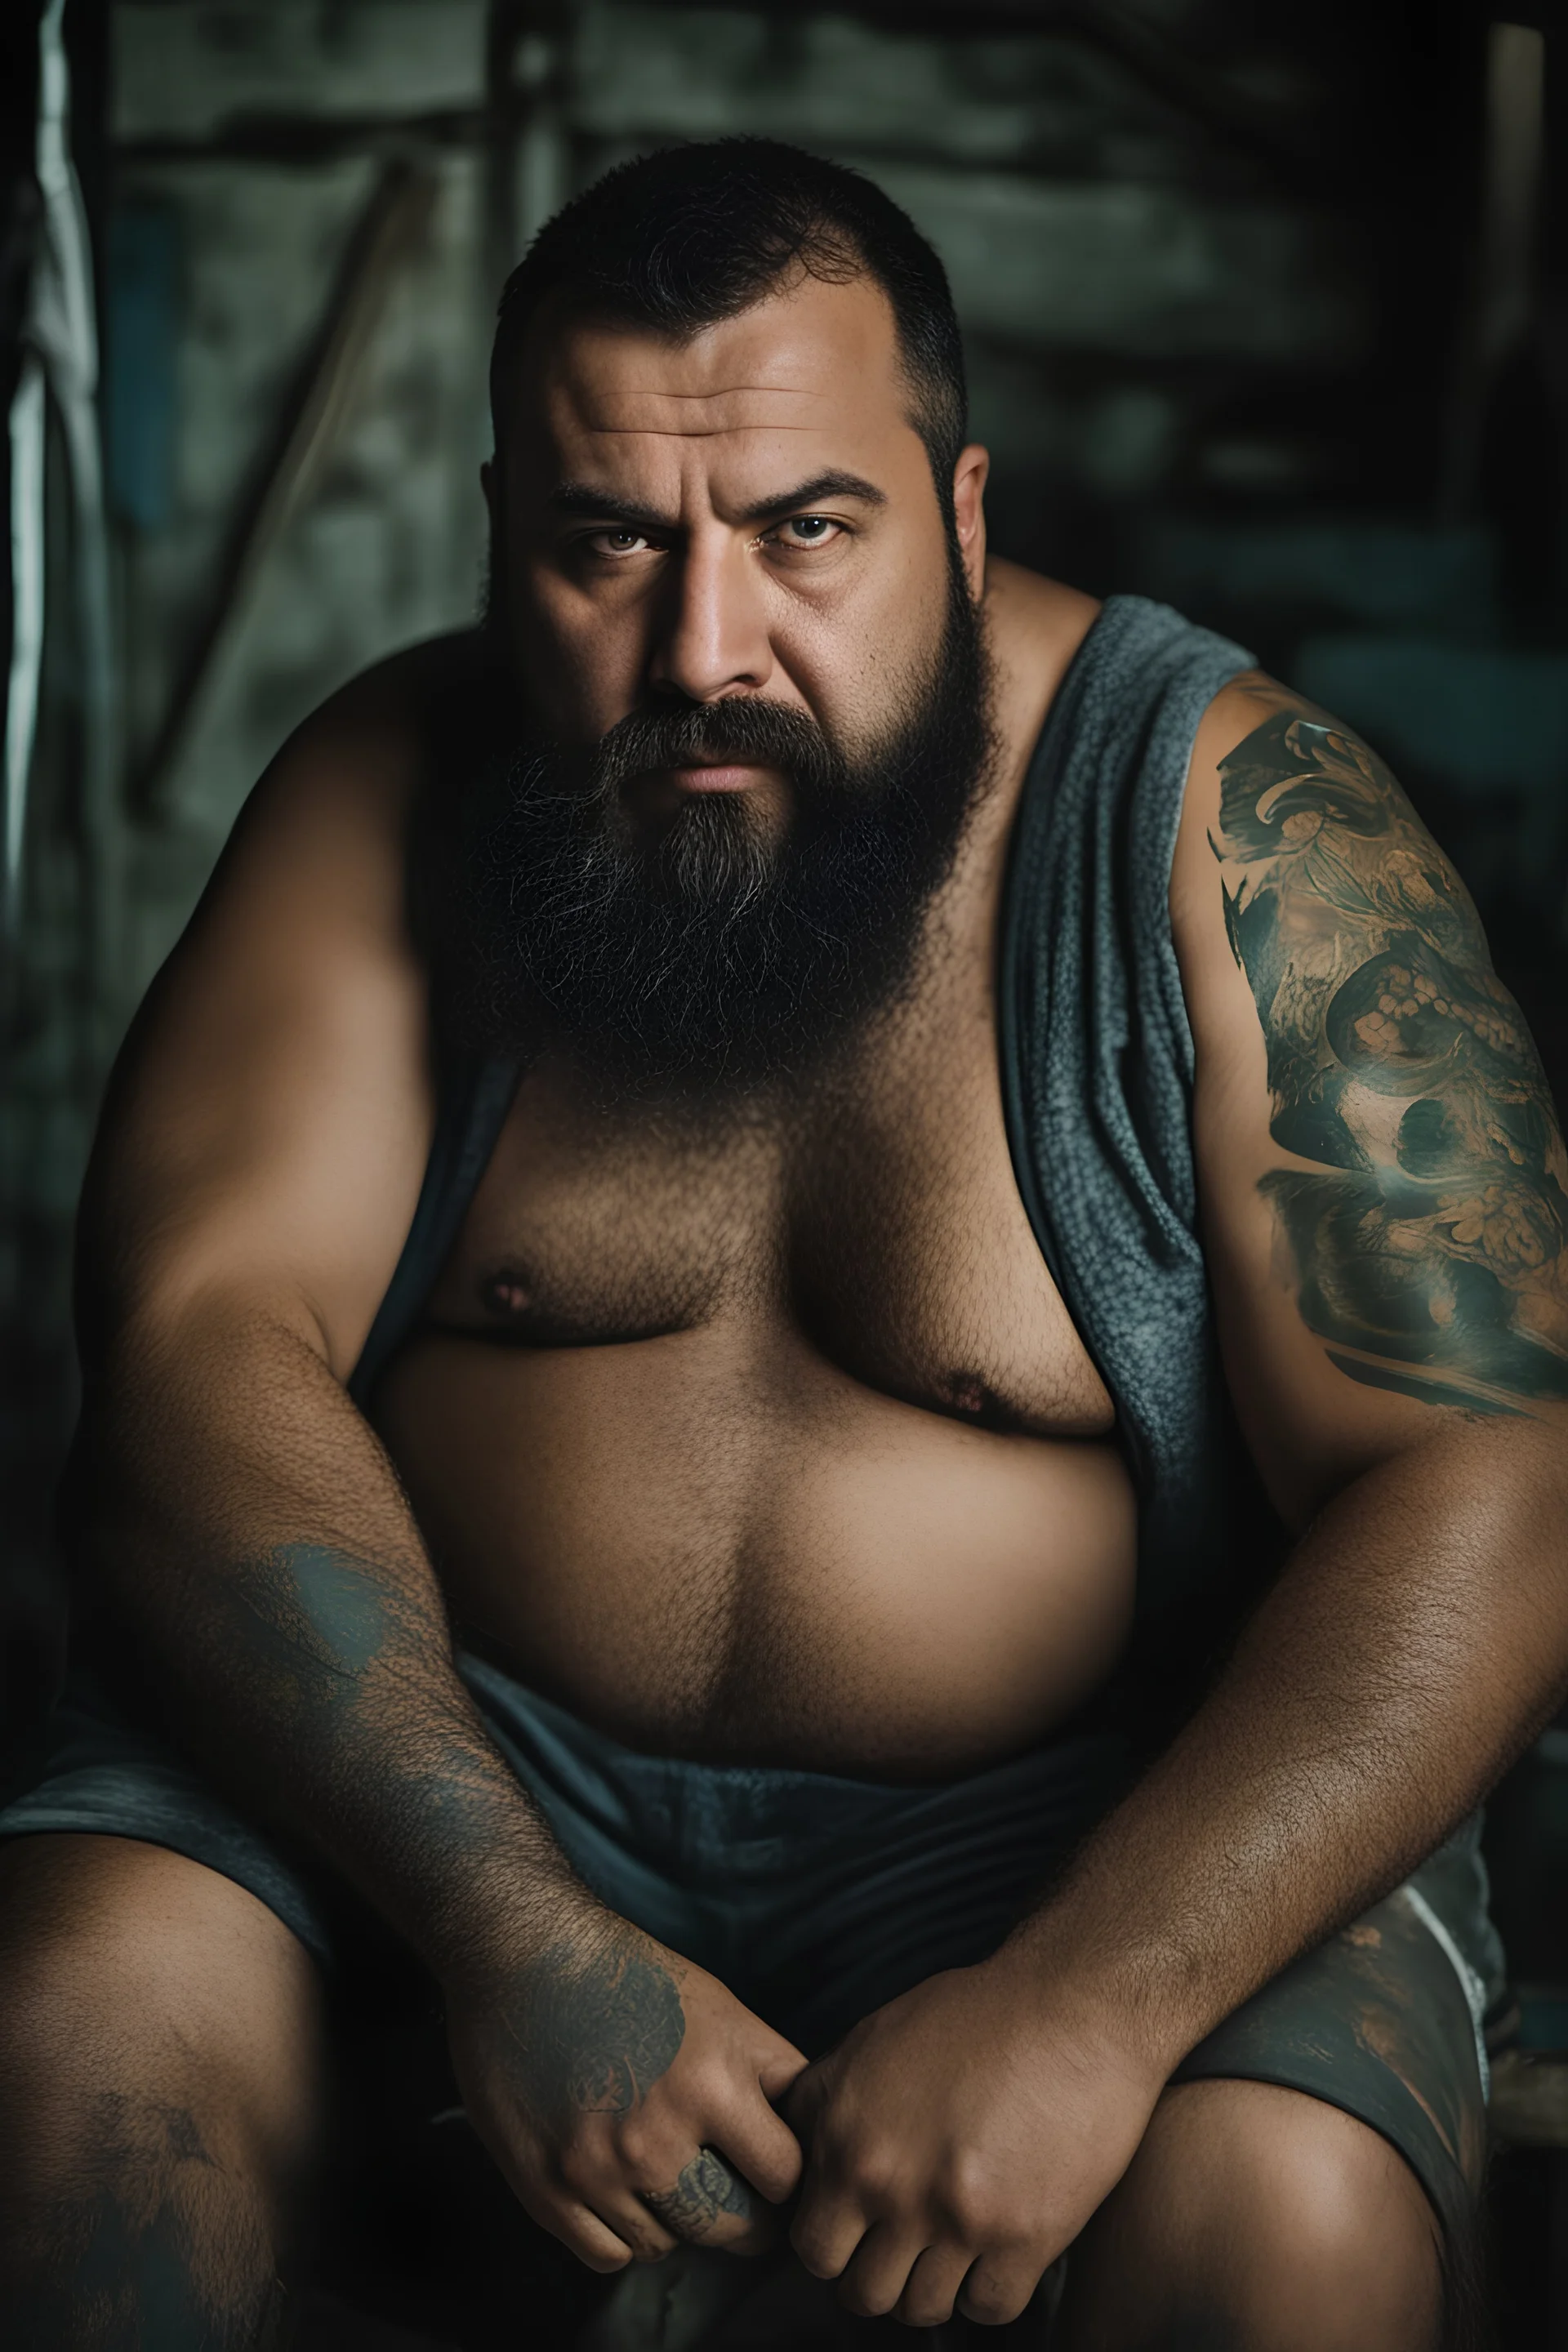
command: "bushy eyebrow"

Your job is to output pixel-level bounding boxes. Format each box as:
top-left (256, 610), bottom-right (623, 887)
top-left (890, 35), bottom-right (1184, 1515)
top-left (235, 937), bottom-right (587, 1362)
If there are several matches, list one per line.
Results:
top-left (547, 470), bottom-right (889, 534)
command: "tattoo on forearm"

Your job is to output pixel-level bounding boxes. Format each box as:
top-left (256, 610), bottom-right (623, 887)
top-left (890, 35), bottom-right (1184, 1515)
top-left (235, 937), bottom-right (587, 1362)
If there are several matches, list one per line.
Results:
top-left (206, 1543), bottom-right (563, 1905)
top-left (504, 1938), bottom-right (686, 2127)
top-left (1213, 708), bottom-right (1568, 1411)
top-left (223, 1543), bottom-right (400, 1716)
top-left (645, 2145), bottom-right (760, 2238)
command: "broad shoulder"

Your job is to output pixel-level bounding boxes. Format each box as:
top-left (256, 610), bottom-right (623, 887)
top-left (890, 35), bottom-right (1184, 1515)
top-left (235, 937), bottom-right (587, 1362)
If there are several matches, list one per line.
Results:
top-left (79, 633), bottom-right (500, 1368)
top-left (249, 626), bottom-right (496, 829)
top-left (1168, 668), bottom-right (1568, 1498)
top-left (111, 626), bottom-right (499, 1156)
top-left (1169, 667), bottom-right (1459, 944)
top-left (981, 558), bottom-right (1100, 794)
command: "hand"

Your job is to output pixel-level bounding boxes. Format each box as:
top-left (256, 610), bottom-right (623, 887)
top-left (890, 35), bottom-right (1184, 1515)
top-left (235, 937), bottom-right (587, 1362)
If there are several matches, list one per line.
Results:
top-left (446, 1911), bottom-right (808, 2271)
top-left (786, 1949), bottom-right (1165, 2327)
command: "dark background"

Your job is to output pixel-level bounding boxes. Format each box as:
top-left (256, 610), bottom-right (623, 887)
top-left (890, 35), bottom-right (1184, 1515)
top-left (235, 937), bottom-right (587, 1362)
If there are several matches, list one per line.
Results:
top-left (2, 2), bottom-right (1566, 2339)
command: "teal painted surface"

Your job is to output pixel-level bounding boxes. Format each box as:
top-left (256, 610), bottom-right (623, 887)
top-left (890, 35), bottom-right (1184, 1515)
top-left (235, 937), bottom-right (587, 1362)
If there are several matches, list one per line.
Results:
top-left (107, 202), bottom-right (180, 531)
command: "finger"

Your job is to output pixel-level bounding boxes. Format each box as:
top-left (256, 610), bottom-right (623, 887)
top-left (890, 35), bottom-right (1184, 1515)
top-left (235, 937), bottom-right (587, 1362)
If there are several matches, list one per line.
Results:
top-left (780, 2057), bottom-right (826, 2143)
top-left (479, 2140), bottom-right (637, 2277)
top-left (956, 2247), bottom-right (1045, 2329)
top-left (836, 2219), bottom-right (927, 2320)
top-left (755, 2027), bottom-right (810, 2109)
top-left (896, 2243), bottom-right (973, 2329)
top-left (528, 2193), bottom-right (636, 2275)
top-left (790, 2173), bottom-right (869, 2281)
top-left (711, 2081), bottom-right (806, 2207)
top-left (590, 2189), bottom-right (682, 2265)
top-left (643, 2144), bottom-right (781, 2254)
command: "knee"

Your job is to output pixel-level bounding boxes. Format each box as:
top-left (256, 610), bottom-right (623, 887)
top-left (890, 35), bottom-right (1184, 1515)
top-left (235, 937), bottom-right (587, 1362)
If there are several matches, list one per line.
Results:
top-left (0, 1835), bottom-right (323, 2188)
top-left (0, 1838), bottom-right (323, 2347)
top-left (1061, 2079), bottom-right (1445, 2352)
top-left (0, 2082), bottom-right (288, 2351)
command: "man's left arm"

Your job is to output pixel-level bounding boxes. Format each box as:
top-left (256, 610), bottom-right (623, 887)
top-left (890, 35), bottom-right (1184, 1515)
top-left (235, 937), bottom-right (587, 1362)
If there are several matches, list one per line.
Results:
top-left (786, 675), bottom-right (1568, 2328)
top-left (1135, 669), bottom-right (1568, 1969)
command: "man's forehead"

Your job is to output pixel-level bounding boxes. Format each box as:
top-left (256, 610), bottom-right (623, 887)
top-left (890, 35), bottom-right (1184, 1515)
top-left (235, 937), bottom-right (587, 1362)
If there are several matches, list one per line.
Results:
top-left (519, 274), bottom-right (910, 458)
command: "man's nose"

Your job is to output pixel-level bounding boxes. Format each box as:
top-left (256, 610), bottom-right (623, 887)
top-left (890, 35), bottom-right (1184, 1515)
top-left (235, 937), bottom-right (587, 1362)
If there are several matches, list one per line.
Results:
top-left (646, 532), bottom-right (773, 702)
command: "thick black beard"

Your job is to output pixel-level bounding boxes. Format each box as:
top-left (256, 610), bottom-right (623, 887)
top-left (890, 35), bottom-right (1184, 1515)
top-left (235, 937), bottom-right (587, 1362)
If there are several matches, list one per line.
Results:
top-left (459, 559), bottom-right (995, 1104)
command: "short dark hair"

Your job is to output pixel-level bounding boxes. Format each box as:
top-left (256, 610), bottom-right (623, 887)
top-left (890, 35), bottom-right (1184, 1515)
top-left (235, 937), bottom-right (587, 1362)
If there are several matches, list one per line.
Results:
top-left (490, 139), bottom-right (968, 509)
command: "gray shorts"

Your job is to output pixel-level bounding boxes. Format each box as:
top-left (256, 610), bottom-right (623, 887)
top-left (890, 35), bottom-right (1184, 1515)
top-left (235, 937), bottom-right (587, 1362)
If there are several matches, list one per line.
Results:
top-left (0, 1650), bottom-right (1503, 2247)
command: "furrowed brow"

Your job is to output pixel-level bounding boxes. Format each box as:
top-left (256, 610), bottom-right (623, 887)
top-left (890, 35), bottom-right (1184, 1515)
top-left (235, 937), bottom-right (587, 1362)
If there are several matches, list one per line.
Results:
top-left (739, 470), bottom-right (888, 524)
top-left (549, 483), bottom-right (671, 531)
top-left (546, 470), bottom-right (888, 535)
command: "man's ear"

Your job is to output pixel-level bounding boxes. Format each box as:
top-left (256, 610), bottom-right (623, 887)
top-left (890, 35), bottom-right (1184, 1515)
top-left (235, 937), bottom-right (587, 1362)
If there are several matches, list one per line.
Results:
top-left (951, 443), bottom-right (990, 599)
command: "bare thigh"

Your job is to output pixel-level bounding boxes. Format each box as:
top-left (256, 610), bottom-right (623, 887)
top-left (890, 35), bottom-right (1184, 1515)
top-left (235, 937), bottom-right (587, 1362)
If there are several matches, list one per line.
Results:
top-left (1058, 2077), bottom-right (1446, 2352)
top-left (0, 1833), bottom-right (328, 2349)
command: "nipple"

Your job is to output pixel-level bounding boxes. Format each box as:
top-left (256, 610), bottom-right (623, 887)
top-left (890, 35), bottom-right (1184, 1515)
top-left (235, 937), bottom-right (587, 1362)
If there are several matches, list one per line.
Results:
top-left (946, 1370), bottom-right (991, 1419)
top-left (482, 1270), bottom-right (532, 1320)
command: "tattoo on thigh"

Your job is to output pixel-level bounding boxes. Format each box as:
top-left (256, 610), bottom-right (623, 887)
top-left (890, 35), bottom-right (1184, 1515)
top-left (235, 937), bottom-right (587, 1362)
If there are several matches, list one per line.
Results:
top-left (9, 2096), bottom-right (284, 2350)
top-left (1213, 706), bottom-right (1568, 1413)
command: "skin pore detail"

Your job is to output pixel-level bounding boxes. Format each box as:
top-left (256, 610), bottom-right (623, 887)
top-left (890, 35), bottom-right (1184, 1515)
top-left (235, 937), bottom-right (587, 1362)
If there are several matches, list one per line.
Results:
top-left (1211, 705), bottom-right (1568, 1413)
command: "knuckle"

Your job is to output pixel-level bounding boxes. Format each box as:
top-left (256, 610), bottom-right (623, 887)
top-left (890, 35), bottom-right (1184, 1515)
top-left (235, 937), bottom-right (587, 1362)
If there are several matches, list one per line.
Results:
top-left (684, 2053), bottom-right (733, 2110)
top-left (841, 2146), bottom-right (898, 2207)
top-left (622, 2219), bottom-right (674, 2263)
top-left (938, 2152), bottom-right (1000, 2238)
top-left (556, 2147), bottom-right (599, 2202)
top-left (577, 2245), bottom-right (631, 2277)
top-left (610, 2120), bottom-right (655, 2179)
top-left (959, 2268), bottom-right (1027, 2327)
top-left (791, 2227), bottom-right (845, 2281)
top-left (901, 2296), bottom-right (957, 2329)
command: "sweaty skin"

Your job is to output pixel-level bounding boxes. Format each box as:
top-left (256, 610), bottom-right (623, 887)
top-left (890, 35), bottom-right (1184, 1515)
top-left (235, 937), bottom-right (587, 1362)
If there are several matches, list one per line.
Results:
top-left (53, 267), bottom-right (1568, 2344)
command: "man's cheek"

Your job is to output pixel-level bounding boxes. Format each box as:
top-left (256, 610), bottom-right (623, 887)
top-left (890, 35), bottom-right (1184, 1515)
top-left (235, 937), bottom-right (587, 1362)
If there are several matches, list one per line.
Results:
top-left (525, 602), bottom-right (644, 740)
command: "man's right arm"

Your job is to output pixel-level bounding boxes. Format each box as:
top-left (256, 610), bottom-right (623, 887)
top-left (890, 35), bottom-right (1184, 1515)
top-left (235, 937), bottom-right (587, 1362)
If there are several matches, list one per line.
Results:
top-left (73, 650), bottom-right (803, 2266)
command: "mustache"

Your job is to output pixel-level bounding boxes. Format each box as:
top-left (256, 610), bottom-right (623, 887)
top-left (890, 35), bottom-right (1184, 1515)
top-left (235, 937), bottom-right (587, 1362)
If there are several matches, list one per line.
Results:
top-left (580, 697), bottom-right (845, 800)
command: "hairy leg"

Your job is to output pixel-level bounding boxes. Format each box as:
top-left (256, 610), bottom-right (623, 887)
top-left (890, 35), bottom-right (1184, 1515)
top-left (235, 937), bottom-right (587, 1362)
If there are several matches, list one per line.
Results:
top-left (0, 1833), bottom-right (328, 2350)
top-left (1057, 2078), bottom-right (1449, 2352)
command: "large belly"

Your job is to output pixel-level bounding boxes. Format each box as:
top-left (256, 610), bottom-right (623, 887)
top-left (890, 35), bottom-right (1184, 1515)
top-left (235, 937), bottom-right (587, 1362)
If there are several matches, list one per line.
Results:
top-left (372, 1325), bottom-right (1137, 1777)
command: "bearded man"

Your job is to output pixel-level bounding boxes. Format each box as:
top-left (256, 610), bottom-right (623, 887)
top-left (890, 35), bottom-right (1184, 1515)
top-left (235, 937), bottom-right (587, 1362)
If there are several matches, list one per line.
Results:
top-left (1, 140), bottom-right (1564, 2351)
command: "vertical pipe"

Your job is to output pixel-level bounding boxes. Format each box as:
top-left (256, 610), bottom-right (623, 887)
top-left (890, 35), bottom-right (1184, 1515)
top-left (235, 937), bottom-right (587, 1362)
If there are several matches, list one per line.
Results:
top-left (2, 350), bottom-right (45, 933)
top-left (1438, 21), bottom-right (1548, 524)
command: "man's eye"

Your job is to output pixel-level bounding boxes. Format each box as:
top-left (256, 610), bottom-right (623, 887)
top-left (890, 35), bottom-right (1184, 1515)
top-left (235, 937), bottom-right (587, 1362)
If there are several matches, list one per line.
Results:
top-left (588, 529), bottom-right (654, 557)
top-left (775, 516), bottom-right (840, 546)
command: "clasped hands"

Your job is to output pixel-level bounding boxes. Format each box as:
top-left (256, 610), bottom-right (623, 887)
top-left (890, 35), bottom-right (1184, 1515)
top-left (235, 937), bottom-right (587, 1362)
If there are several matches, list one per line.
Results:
top-left (448, 1916), bottom-right (1165, 2330)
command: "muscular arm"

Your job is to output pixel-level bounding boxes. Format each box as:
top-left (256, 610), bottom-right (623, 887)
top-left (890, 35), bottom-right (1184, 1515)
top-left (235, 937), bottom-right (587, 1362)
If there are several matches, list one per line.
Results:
top-left (783, 681), bottom-right (1568, 2330)
top-left (75, 652), bottom-right (587, 1987)
top-left (76, 649), bottom-right (802, 2266)
top-left (1009, 682), bottom-right (1568, 2059)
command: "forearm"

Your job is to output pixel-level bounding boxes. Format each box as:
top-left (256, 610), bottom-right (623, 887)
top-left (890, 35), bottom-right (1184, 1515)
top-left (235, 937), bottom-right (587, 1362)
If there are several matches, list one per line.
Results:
top-left (1009, 1419), bottom-right (1568, 2069)
top-left (81, 1294), bottom-right (595, 1985)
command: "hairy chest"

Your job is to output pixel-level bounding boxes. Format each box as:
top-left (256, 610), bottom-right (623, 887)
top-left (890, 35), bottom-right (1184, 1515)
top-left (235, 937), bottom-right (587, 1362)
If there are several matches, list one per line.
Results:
top-left (424, 1009), bottom-right (1114, 1441)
